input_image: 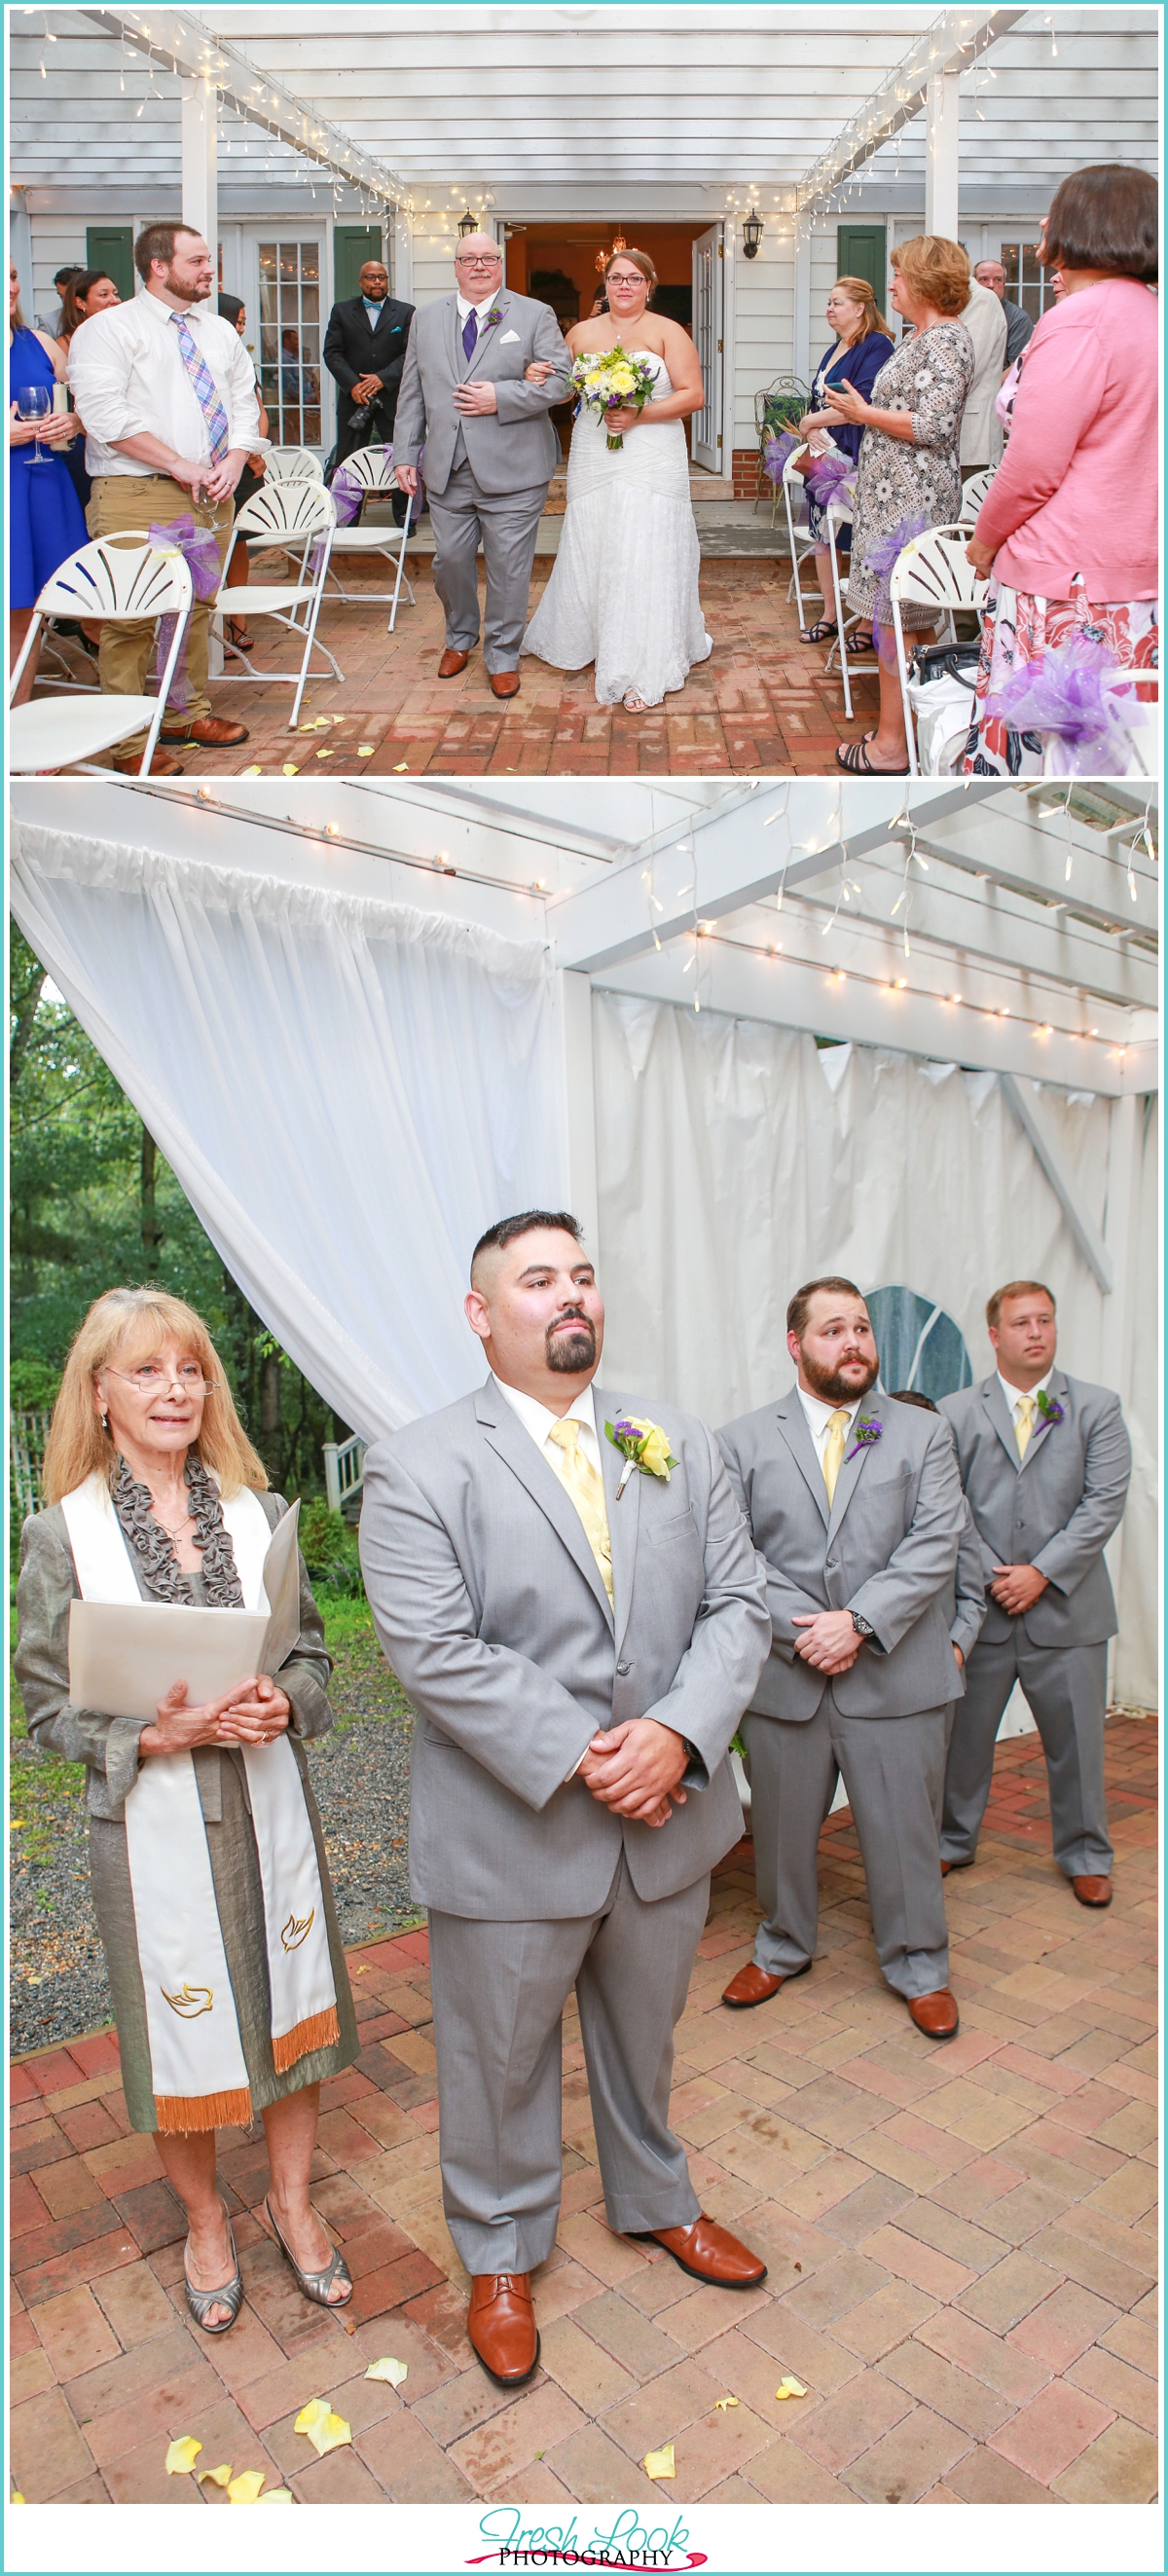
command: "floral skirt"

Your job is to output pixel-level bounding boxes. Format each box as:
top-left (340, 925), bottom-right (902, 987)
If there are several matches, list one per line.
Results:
top-left (962, 578), bottom-right (1158, 777)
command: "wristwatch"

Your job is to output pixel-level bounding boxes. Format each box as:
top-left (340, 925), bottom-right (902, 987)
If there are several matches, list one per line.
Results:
top-left (850, 1611), bottom-right (875, 1640)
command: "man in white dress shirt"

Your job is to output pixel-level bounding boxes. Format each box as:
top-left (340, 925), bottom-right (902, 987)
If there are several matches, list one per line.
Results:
top-left (718, 1280), bottom-right (967, 2039)
top-left (67, 223), bottom-right (262, 774)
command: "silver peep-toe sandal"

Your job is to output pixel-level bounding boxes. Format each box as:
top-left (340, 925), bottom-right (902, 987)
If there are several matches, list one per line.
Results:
top-left (183, 2201), bottom-right (244, 2335)
top-left (265, 2194), bottom-right (353, 2308)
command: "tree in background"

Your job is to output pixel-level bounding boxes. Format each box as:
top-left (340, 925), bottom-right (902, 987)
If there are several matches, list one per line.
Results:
top-left (10, 928), bottom-right (348, 1498)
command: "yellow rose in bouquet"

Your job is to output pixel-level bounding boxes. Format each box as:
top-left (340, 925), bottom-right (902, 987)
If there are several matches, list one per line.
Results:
top-left (605, 1415), bottom-right (680, 1495)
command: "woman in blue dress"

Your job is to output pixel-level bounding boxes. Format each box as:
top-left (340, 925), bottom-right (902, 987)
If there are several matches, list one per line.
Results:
top-left (9, 258), bottom-right (87, 704)
top-left (796, 276), bottom-right (894, 651)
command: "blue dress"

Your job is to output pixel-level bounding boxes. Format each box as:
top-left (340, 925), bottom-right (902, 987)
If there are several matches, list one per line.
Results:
top-left (10, 325), bottom-right (88, 608)
top-left (807, 329), bottom-right (894, 553)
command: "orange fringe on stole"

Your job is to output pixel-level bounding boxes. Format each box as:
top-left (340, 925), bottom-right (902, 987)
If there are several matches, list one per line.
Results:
top-left (155, 2085), bottom-right (253, 2134)
top-left (272, 2005), bottom-right (340, 2073)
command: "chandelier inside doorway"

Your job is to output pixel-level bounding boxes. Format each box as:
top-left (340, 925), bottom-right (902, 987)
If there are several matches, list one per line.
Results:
top-left (595, 232), bottom-right (626, 273)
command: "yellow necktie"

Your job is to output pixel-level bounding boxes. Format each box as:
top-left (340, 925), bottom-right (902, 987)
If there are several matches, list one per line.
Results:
top-left (822, 1410), bottom-right (850, 1507)
top-left (546, 1418), bottom-right (614, 1603)
top-left (1015, 1393), bottom-right (1038, 1459)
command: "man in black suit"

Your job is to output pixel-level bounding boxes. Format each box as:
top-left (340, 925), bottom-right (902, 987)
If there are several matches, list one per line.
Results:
top-left (324, 256), bottom-right (415, 517)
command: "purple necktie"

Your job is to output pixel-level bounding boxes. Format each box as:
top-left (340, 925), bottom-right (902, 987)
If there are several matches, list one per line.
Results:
top-left (461, 309), bottom-right (478, 361)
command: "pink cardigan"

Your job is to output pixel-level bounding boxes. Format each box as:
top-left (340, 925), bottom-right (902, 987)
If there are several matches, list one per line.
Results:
top-left (974, 276), bottom-right (1158, 599)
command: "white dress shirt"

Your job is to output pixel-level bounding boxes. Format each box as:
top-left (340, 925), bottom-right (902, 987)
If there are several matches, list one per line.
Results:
top-left (492, 1374), bottom-right (602, 1475)
top-left (797, 1385), bottom-right (862, 1468)
top-left (456, 287), bottom-right (502, 331)
top-left (67, 289), bottom-right (264, 479)
top-left (998, 1368), bottom-right (1052, 1437)
top-left (361, 298), bottom-right (385, 326)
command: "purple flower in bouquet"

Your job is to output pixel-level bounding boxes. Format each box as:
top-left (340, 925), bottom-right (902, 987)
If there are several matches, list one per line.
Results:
top-left (763, 430), bottom-right (800, 484)
top-left (986, 635), bottom-right (1137, 771)
top-left (1036, 1389), bottom-right (1065, 1426)
top-left (844, 1416), bottom-right (882, 1464)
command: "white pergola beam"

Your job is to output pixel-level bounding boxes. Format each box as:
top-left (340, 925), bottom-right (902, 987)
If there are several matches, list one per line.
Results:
top-left (83, 7), bottom-right (408, 206)
top-left (549, 783), bottom-right (1000, 975)
top-left (1000, 1074), bottom-right (1114, 1292)
top-left (180, 75), bottom-right (217, 275)
top-left (925, 68), bottom-right (961, 237)
top-left (787, 870), bottom-right (1157, 1013)
top-left (909, 802), bottom-right (1158, 939)
top-left (796, 8), bottom-right (1027, 215)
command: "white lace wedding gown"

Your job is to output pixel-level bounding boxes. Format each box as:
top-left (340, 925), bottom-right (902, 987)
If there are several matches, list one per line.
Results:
top-left (522, 350), bottom-right (712, 707)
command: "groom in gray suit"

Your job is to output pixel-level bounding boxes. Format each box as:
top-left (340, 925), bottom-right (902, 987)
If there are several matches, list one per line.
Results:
top-left (717, 1279), bottom-right (967, 2040)
top-left (359, 1211), bottom-right (770, 2388)
top-left (939, 1278), bottom-right (1131, 1904)
top-left (393, 236), bottom-right (570, 696)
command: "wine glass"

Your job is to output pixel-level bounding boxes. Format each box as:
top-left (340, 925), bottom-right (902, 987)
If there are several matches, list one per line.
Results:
top-left (16, 385), bottom-right (52, 463)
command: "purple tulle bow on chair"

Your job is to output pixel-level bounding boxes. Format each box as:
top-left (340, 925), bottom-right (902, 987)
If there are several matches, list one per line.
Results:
top-left (763, 430), bottom-right (801, 484)
top-left (149, 514), bottom-right (224, 713)
top-left (863, 511), bottom-right (932, 657)
top-left (986, 635), bottom-right (1140, 775)
top-left (804, 452), bottom-right (856, 511)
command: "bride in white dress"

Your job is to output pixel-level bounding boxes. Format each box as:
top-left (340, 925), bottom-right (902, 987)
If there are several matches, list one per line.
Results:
top-left (522, 247), bottom-right (712, 714)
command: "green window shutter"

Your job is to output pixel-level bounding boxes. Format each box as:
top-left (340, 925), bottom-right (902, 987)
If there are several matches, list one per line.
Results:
top-left (334, 226), bottom-right (383, 305)
top-left (835, 225), bottom-right (888, 315)
top-left (85, 226), bottom-right (134, 303)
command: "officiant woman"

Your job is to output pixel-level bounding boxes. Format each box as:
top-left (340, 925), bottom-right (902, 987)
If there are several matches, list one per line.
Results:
top-left (16, 1287), bottom-right (358, 2335)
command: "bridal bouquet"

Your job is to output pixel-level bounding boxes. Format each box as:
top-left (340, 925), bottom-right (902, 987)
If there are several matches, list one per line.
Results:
top-left (571, 348), bottom-right (659, 450)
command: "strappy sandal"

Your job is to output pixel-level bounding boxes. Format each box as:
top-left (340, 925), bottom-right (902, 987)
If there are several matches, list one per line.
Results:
top-left (265, 2194), bottom-right (352, 2308)
top-left (835, 735), bottom-right (910, 775)
top-left (183, 2201), bottom-right (243, 2335)
top-left (799, 618), bottom-right (839, 645)
top-left (226, 618), bottom-right (255, 652)
top-left (622, 691), bottom-right (648, 714)
top-left (851, 627), bottom-right (875, 653)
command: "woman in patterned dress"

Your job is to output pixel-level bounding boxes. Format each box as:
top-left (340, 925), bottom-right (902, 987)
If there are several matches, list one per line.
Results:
top-left (828, 236), bottom-right (974, 773)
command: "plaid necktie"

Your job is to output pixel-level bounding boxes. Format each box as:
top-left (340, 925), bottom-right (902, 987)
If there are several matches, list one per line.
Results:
top-left (170, 312), bottom-right (230, 462)
top-left (461, 309), bottom-right (478, 361)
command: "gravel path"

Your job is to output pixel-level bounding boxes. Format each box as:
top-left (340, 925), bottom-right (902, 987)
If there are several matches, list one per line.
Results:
top-left (10, 1627), bottom-right (419, 2056)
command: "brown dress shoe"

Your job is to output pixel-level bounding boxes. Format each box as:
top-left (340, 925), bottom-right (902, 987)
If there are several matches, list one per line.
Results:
top-left (111, 746), bottom-right (185, 777)
top-left (489, 669), bottom-right (521, 698)
top-left (635, 2217), bottom-right (766, 2289)
top-left (907, 1988), bottom-right (960, 2041)
top-left (438, 647), bottom-right (470, 678)
top-left (164, 716), bottom-right (250, 748)
top-left (940, 1858), bottom-right (971, 1878)
top-left (1072, 1875), bottom-right (1113, 1906)
top-left (467, 2273), bottom-right (539, 2386)
top-left (722, 1958), bottom-right (811, 2008)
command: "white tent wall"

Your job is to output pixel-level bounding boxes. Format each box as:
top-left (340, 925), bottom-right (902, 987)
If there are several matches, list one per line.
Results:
top-left (591, 988), bottom-right (1157, 1709)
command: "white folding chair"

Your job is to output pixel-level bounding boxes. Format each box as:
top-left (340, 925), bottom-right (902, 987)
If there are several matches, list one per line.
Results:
top-left (782, 444), bottom-right (821, 629)
top-left (323, 446), bottom-right (416, 630)
top-left (9, 534), bottom-right (194, 776)
top-left (821, 493), bottom-right (872, 724)
top-left (264, 447), bottom-right (325, 481)
top-left (890, 527), bottom-right (990, 776)
top-left (215, 480), bottom-right (341, 730)
top-left (958, 465), bottom-right (996, 527)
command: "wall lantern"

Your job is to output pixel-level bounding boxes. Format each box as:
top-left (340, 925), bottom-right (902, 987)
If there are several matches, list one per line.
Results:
top-left (457, 207), bottom-right (477, 237)
top-left (742, 208), bottom-right (764, 260)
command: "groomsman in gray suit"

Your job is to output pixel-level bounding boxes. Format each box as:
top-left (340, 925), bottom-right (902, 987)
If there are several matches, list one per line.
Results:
top-left (393, 236), bottom-right (570, 697)
top-left (359, 1211), bottom-right (771, 2388)
top-left (939, 1278), bottom-right (1132, 1905)
top-left (717, 1279), bottom-right (967, 2040)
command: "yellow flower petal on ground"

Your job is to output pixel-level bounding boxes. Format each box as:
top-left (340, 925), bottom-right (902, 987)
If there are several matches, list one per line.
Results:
top-left (310, 2412), bottom-right (352, 2459)
top-left (299, 721), bottom-right (317, 731)
top-left (714, 2397), bottom-right (739, 2411)
top-left (315, 748), bottom-right (334, 758)
top-left (282, 762), bottom-right (300, 776)
top-left (358, 745), bottom-right (376, 756)
top-left (228, 2469), bottom-right (267, 2503)
top-left (393, 761), bottom-right (409, 771)
top-left (775, 2376), bottom-right (808, 2400)
top-left (313, 717), bottom-right (332, 728)
top-left (365, 2357), bottom-right (408, 2386)
top-left (197, 2462), bottom-right (233, 2486)
top-left (11, 2493), bottom-right (26, 2504)
top-left (241, 764), bottom-right (263, 777)
top-left (294, 2399), bottom-right (331, 2436)
top-left (259, 2486), bottom-right (294, 2502)
top-left (165, 2436), bottom-right (202, 2475)
top-left (643, 2445), bottom-right (675, 2480)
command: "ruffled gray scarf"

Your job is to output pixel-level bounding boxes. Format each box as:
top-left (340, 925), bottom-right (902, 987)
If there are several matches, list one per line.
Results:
top-left (110, 1453), bottom-right (245, 1605)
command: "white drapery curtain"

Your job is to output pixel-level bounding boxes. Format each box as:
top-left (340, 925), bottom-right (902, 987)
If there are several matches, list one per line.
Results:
top-left (11, 823), bottom-right (561, 1439)
top-left (593, 991), bottom-right (1157, 1708)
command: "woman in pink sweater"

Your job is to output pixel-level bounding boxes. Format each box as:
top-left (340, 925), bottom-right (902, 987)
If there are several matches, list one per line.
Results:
top-left (962, 165), bottom-right (1157, 777)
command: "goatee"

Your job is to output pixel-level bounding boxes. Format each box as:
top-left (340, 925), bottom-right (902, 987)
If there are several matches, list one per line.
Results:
top-left (802, 1352), bottom-right (879, 1405)
top-left (547, 1314), bottom-right (597, 1374)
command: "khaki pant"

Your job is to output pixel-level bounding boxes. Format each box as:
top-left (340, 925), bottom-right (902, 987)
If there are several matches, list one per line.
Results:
top-left (86, 477), bottom-right (235, 756)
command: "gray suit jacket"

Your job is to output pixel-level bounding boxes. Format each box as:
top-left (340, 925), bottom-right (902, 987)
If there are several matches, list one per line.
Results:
top-left (939, 1370), bottom-right (1131, 1648)
top-left (718, 1391), bottom-right (967, 1722)
top-left (359, 1380), bottom-right (770, 1919)
top-left (949, 1495), bottom-right (989, 1665)
top-left (393, 290), bottom-right (571, 497)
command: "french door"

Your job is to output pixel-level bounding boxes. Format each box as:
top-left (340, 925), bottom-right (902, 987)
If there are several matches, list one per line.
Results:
top-left (690, 224), bottom-right (722, 472)
top-left (255, 237), bottom-right (325, 450)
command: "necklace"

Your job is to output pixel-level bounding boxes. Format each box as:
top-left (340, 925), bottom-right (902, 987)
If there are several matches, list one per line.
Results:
top-left (149, 1493), bottom-right (194, 1536)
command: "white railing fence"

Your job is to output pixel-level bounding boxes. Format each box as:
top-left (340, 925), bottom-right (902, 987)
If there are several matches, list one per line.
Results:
top-left (11, 1411), bottom-right (54, 1518)
top-left (322, 1432), bottom-right (367, 1515)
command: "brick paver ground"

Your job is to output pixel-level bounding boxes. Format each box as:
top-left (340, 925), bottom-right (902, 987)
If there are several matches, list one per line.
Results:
top-left (9, 1719), bottom-right (1157, 2508)
top-left (43, 550), bottom-right (879, 781)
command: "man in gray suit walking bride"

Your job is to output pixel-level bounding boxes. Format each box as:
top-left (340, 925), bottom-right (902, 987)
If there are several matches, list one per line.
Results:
top-left (359, 1210), bottom-right (771, 2387)
top-left (392, 235), bottom-right (570, 698)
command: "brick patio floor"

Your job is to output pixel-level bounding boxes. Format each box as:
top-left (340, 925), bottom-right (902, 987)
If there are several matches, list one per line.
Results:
top-left (9, 1720), bottom-right (1157, 2509)
top-left (47, 553), bottom-right (881, 782)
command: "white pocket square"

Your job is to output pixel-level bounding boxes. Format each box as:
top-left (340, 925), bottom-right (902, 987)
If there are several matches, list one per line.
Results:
top-left (498, 330), bottom-right (522, 344)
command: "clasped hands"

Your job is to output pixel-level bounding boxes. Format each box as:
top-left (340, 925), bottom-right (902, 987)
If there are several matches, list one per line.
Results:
top-left (140, 1673), bottom-right (291, 1757)
top-left (577, 1717), bottom-right (688, 1831)
top-left (990, 1563), bottom-right (1049, 1616)
top-left (791, 1608), bottom-right (864, 1674)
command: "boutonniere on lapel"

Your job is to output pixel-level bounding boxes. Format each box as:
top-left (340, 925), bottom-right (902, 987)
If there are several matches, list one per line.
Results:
top-left (1035, 1390), bottom-right (1065, 1426)
top-left (606, 1416), bottom-right (678, 1499)
top-left (481, 307), bottom-right (504, 332)
top-left (843, 1416), bottom-right (882, 1465)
